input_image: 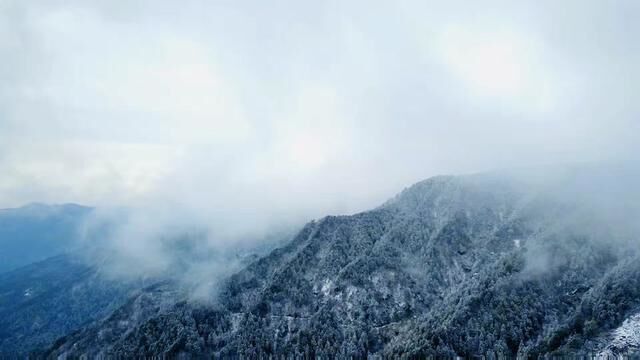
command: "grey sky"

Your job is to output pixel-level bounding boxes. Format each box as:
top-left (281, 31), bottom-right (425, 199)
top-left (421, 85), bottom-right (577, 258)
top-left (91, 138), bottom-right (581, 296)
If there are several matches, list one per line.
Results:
top-left (1, 0), bottom-right (639, 238)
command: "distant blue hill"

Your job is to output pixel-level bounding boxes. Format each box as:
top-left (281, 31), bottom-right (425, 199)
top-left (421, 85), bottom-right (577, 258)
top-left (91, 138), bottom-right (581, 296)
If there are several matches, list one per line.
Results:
top-left (0, 203), bottom-right (93, 273)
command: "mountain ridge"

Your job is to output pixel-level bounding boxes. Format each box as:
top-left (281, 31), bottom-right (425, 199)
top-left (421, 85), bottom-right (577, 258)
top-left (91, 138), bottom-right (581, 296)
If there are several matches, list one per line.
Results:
top-left (0, 166), bottom-right (633, 357)
top-left (0, 203), bottom-right (93, 273)
top-left (43, 167), bottom-right (640, 357)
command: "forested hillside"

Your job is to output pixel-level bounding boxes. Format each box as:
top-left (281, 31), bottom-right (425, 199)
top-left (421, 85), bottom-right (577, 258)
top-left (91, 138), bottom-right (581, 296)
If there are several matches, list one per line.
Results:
top-left (46, 169), bottom-right (640, 358)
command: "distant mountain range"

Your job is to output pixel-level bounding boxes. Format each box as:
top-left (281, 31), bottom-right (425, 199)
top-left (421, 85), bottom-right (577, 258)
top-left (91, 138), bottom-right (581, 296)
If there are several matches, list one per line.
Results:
top-left (0, 203), bottom-right (92, 273)
top-left (2, 166), bottom-right (640, 357)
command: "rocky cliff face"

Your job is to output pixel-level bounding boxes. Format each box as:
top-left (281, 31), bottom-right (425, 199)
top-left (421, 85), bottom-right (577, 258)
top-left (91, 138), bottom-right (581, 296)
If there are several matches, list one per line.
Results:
top-left (46, 169), bottom-right (640, 358)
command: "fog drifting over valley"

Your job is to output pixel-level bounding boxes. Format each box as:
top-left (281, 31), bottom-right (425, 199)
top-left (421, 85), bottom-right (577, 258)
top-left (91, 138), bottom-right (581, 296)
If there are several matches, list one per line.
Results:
top-left (1, 1), bottom-right (639, 280)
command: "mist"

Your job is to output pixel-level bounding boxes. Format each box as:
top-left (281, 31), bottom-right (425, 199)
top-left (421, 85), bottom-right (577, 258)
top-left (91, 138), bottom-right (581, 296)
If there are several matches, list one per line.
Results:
top-left (2, 1), bottom-right (640, 284)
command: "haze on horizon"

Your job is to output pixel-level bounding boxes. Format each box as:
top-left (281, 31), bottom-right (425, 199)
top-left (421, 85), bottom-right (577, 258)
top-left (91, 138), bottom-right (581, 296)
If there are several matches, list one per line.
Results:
top-left (1, 0), bottom-right (639, 245)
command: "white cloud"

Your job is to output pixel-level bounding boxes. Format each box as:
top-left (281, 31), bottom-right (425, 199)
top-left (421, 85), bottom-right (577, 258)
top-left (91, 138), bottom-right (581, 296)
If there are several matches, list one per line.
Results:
top-left (0, 140), bottom-right (182, 207)
top-left (1, 0), bottom-right (638, 260)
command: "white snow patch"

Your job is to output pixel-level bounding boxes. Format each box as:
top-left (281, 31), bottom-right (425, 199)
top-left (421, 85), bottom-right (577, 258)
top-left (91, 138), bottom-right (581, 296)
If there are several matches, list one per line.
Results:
top-left (599, 312), bottom-right (640, 356)
top-left (230, 313), bottom-right (243, 332)
top-left (321, 279), bottom-right (333, 296)
top-left (609, 313), bottom-right (640, 348)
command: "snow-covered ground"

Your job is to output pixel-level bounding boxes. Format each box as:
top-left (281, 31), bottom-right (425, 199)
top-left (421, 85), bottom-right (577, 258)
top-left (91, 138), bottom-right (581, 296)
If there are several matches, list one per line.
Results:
top-left (598, 312), bottom-right (640, 357)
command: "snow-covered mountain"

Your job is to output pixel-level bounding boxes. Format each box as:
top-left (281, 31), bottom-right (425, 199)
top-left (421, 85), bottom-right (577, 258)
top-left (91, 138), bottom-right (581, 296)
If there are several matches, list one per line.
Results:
top-left (42, 166), bottom-right (640, 358)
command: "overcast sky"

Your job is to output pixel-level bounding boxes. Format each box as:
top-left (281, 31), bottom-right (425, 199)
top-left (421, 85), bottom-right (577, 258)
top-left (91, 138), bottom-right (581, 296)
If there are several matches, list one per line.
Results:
top-left (1, 0), bottom-right (639, 240)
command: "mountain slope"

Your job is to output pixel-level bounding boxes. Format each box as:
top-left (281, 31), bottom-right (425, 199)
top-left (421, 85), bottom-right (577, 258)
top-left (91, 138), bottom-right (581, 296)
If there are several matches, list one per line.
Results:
top-left (46, 167), bottom-right (640, 358)
top-left (0, 253), bottom-right (150, 356)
